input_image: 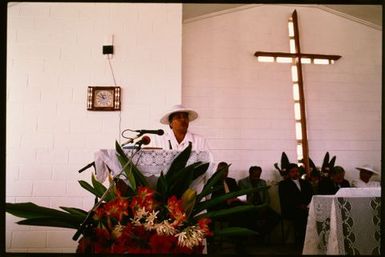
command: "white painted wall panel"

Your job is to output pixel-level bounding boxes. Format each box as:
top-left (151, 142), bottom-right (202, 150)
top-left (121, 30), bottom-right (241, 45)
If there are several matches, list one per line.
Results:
top-left (183, 5), bottom-right (381, 184)
top-left (6, 2), bottom-right (182, 252)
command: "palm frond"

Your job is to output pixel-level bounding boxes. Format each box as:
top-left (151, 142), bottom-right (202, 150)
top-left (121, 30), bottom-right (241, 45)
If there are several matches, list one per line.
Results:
top-left (165, 143), bottom-right (192, 181)
top-left (195, 204), bottom-right (258, 220)
top-left (193, 187), bottom-right (260, 215)
top-left (6, 202), bottom-right (86, 230)
top-left (115, 141), bottom-right (149, 190)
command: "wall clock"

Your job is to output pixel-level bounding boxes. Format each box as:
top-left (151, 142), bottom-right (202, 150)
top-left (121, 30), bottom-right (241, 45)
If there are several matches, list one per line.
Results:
top-left (87, 86), bottom-right (121, 111)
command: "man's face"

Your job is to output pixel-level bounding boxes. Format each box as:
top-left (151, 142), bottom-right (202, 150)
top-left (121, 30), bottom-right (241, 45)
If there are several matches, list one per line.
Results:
top-left (288, 167), bottom-right (300, 180)
top-left (332, 172), bottom-right (345, 184)
top-left (170, 112), bottom-right (189, 134)
top-left (249, 170), bottom-right (261, 182)
top-left (359, 170), bottom-right (373, 183)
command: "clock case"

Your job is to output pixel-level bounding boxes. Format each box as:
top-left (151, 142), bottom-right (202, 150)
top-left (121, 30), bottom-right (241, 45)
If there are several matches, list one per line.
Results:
top-left (87, 86), bottom-right (121, 111)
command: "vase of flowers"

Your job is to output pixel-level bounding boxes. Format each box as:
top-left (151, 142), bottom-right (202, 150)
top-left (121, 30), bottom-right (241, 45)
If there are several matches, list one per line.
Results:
top-left (7, 142), bottom-right (258, 254)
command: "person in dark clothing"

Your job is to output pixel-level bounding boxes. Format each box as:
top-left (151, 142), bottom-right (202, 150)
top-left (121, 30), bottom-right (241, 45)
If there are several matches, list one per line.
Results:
top-left (318, 165), bottom-right (350, 195)
top-left (208, 162), bottom-right (246, 253)
top-left (238, 166), bottom-right (281, 236)
top-left (278, 163), bottom-right (313, 247)
top-left (210, 161), bottom-right (243, 209)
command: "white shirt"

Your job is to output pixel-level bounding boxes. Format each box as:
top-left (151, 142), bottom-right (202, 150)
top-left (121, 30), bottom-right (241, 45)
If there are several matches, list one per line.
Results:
top-left (153, 129), bottom-right (210, 153)
top-left (351, 179), bottom-right (381, 188)
top-left (292, 179), bottom-right (302, 191)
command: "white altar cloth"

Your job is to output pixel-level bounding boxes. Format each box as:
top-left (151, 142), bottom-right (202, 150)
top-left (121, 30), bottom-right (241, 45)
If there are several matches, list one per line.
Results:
top-left (94, 148), bottom-right (212, 183)
top-left (303, 188), bottom-right (381, 255)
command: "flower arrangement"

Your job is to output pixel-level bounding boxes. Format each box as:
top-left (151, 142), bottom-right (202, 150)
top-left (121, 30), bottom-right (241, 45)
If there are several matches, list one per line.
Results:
top-left (6, 142), bottom-right (258, 254)
top-left (76, 185), bottom-right (211, 254)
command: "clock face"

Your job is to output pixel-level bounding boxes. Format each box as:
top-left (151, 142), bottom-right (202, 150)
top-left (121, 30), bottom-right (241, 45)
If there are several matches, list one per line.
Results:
top-left (87, 86), bottom-right (121, 111)
top-left (94, 90), bottom-right (114, 107)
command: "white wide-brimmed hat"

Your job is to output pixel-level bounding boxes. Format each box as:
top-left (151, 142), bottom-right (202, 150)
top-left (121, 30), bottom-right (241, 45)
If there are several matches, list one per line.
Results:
top-left (355, 164), bottom-right (380, 175)
top-left (160, 104), bottom-right (198, 124)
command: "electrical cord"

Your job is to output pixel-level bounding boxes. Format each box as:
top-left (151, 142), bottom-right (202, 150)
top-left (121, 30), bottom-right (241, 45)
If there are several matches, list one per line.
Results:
top-left (106, 54), bottom-right (122, 143)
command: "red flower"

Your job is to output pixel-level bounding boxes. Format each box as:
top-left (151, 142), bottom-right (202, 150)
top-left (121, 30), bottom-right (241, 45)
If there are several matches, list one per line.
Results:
top-left (104, 197), bottom-right (130, 222)
top-left (77, 186), bottom-right (206, 254)
top-left (93, 228), bottom-right (112, 253)
top-left (93, 203), bottom-right (106, 221)
top-left (149, 234), bottom-right (177, 253)
top-left (198, 217), bottom-right (213, 236)
top-left (130, 186), bottom-right (156, 213)
top-left (167, 195), bottom-right (186, 225)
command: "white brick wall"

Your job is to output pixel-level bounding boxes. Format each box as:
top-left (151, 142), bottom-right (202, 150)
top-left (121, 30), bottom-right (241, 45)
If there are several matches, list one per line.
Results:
top-left (6, 2), bottom-right (182, 252)
top-left (182, 5), bottom-right (381, 183)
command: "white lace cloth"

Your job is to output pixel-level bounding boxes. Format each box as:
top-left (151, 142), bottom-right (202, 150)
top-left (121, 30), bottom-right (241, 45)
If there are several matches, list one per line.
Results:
top-left (335, 187), bottom-right (381, 197)
top-left (303, 188), bottom-right (381, 255)
top-left (94, 148), bottom-right (212, 183)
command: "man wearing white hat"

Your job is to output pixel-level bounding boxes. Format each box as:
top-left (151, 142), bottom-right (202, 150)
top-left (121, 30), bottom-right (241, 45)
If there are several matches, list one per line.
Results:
top-left (351, 165), bottom-right (381, 188)
top-left (156, 104), bottom-right (210, 152)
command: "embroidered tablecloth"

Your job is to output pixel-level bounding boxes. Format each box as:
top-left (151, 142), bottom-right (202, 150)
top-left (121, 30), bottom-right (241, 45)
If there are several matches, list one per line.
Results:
top-left (303, 188), bottom-right (381, 255)
top-left (94, 148), bottom-right (212, 183)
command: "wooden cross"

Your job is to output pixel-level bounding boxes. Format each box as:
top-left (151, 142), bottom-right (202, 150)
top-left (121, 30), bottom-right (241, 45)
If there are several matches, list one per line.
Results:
top-left (254, 10), bottom-right (341, 176)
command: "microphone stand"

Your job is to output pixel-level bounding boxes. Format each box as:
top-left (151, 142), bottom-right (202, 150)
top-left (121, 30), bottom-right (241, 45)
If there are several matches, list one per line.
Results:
top-left (78, 162), bottom-right (95, 173)
top-left (121, 133), bottom-right (141, 148)
top-left (72, 139), bottom-right (144, 241)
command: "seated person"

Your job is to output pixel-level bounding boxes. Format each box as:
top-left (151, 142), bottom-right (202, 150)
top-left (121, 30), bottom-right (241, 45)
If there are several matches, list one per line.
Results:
top-left (318, 166), bottom-right (350, 195)
top-left (210, 161), bottom-right (243, 210)
top-left (238, 166), bottom-right (281, 235)
top-left (352, 165), bottom-right (381, 188)
top-left (278, 163), bottom-right (313, 247)
top-left (208, 162), bottom-right (245, 250)
top-left (308, 168), bottom-right (321, 195)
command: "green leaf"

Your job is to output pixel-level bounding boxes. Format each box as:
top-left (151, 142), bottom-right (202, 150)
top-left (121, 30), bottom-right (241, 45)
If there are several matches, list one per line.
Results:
top-left (115, 142), bottom-right (136, 190)
top-left (193, 187), bottom-right (261, 215)
top-left (155, 172), bottom-right (168, 202)
top-left (91, 174), bottom-right (115, 202)
top-left (281, 152), bottom-right (290, 170)
top-left (309, 158), bottom-right (317, 171)
top-left (321, 152), bottom-right (330, 171)
top-left (181, 188), bottom-right (197, 218)
top-left (60, 207), bottom-right (88, 217)
top-left (6, 202), bottom-right (85, 229)
top-left (329, 156), bottom-right (336, 168)
top-left (168, 163), bottom-right (197, 197)
top-left (214, 226), bottom-right (258, 237)
top-left (195, 204), bottom-right (258, 220)
top-left (192, 162), bottom-right (209, 180)
top-left (115, 141), bottom-right (148, 190)
top-left (78, 180), bottom-right (102, 198)
top-left (128, 160), bottom-right (148, 188)
top-left (17, 217), bottom-right (81, 229)
top-left (196, 167), bottom-right (227, 203)
top-left (6, 202), bottom-right (73, 219)
top-left (165, 143), bottom-right (192, 181)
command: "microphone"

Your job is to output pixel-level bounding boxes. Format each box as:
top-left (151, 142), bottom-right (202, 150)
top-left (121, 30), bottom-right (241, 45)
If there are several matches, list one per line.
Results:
top-left (135, 129), bottom-right (164, 136)
top-left (135, 135), bottom-right (151, 147)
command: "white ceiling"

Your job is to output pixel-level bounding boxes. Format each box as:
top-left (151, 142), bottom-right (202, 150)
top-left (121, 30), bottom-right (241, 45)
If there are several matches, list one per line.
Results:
top-left (183, 4), bottom-right (382, 28)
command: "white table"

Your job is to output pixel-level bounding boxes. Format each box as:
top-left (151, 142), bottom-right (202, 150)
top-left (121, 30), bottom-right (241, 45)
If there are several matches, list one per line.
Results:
top-left (303, 188), bottom-right (381, 255)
